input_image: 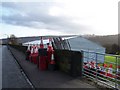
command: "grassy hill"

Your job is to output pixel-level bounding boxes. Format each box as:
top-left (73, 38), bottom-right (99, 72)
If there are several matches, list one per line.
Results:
top-left (85, 34), bottom-right (119, 46)
top-left (84, 34), bottom-right (120, 54)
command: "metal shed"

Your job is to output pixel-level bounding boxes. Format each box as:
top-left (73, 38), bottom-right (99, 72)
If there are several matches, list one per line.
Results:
top-left (53, 36), bottom-right (106, 63)
top-left (66, 36), bottom-right (106, 63)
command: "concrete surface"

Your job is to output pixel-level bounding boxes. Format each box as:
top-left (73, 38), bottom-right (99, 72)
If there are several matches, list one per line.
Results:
top-left (2, 45), bottom-right (31, 88)
top-left (8, 45), bottom-right (99, 89)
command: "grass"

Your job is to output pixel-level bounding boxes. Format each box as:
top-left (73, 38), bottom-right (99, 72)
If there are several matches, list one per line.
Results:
top-left (98, 55), bottom-right (120, 73)
top-left (104, 55), bottom-right (120, 70)
top-left (98, 55), bottom-right (120, 86)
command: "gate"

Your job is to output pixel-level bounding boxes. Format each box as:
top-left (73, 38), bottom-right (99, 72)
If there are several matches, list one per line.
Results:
top-left (81, 50), bottom-right (120, 89)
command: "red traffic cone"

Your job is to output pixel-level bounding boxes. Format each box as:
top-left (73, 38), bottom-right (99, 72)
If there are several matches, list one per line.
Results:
top-left (50, 51), bottom-right (55, 64)
top-left (27, 44), bottom-right (31, 51)
top-left (49, 38), bottom-right (52, 47)
top-left (40, 37), bottom-right (44, 48)
top-left (103, 63), bottom-right (107, 68)
top-left (31, 45), bottom-right (34, 54)
top-left (47, 38), bottom-right (53, 51)
top-left (34, 46), bottom-right (38, 53)
top-left (109, 64), bottom-right (113, 68)
top-left (108, 64), bottom-right (113, 74)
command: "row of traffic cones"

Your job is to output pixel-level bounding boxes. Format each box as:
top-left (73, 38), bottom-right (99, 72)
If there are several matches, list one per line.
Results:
top-left (26, 37), bottom-right (56, 71)
top-left (84, 61), bottom-right (115, 78)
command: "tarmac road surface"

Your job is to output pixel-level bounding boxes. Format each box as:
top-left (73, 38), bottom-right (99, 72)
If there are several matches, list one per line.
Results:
top-left (8, 45), bottom-right (99, 89)
top-left (2, 45), bottom-right (31, 88)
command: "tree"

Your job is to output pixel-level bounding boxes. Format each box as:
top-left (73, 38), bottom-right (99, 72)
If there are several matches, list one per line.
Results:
top-left (111, 44), bottom-right (119, 54)
top-left (9, 34), bottom-right (18, 45)
top-left (103, 44), bottom-right (120, 54)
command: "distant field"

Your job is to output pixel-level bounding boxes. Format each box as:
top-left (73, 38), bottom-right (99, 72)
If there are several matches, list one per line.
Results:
top-left (104, 55), bottom-right (120, 70)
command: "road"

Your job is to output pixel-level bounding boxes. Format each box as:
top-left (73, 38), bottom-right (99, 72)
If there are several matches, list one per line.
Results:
top-left (0, 45), bottom-right (2, 89)
top-left (2, 45), bottom-right (31, 88)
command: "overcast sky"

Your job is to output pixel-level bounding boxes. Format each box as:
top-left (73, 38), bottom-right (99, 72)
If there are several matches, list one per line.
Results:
top-left (0, 0), bottom-right (119, 38)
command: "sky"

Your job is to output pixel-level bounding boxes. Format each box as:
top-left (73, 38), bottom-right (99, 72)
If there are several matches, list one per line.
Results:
top-left (0, 0), bottom-right (120, 39)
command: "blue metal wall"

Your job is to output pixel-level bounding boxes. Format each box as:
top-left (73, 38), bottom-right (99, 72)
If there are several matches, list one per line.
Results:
top-left (68, 36), bottom-right (105, 63)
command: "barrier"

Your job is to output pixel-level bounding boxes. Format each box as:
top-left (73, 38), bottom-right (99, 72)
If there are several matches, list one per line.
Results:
top-left (82, 50), bottom-right (120, 89)
top-left (38, 48), bottom-right (47, 70)
top-left (37, 37), bottom-right (47, 70)
top-left (54, 49), bottom-right (83, 77)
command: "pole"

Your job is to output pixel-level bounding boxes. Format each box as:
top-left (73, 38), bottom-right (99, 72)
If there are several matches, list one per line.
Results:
top-left (95, 52), bottom-right (98, 84)
top-left (115, 56), bottom-right (118, 89)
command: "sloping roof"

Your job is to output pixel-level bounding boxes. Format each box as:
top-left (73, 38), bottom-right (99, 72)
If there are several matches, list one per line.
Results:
top-left (22, 39), bottom-right (49, 45)
top-left (67, 36), bottom-right (105, 52)
top-left (66, 36), bottom-right (105, 63)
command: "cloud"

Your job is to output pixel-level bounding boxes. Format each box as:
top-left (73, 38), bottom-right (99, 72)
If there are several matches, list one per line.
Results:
top-left (1, 2), bottom-right (91, 35)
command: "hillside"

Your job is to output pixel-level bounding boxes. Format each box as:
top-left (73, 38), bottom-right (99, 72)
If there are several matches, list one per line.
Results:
top-left (85, 34), bottom-right (120, 54)
top-left (2, 34), bottom-right (119, 46)
top-left (85, 34), bottom-right (119, 46)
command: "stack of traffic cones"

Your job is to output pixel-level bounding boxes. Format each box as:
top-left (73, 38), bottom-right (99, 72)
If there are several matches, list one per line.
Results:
top-left (47, 38), bottom-right (53, 51)
top-left (40, 37), bottom-right (44, 48)
top-left (38, 37), bottom-right (48, 70)
top-left (47, 38), bottom-right (56, 71)
top-left (50, 50), bottom-right (55, 64)
top-left (49, 38), bottom-right (55, 64)
top-left (47, 38), bottom-right (53, 63)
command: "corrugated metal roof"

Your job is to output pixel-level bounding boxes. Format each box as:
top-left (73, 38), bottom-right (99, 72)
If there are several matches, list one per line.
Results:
top-left (67, 36), bottom-right (105, 52)
top-left (66, 36), bottom-right (105, 63)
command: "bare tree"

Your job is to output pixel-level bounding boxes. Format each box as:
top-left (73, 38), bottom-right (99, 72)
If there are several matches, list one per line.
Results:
top-left (9, 34), bottom-right (18, 45)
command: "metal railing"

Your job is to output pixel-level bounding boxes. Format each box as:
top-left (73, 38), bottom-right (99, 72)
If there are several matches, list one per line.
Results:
top-left (81, 50), bottom-right (120, 90)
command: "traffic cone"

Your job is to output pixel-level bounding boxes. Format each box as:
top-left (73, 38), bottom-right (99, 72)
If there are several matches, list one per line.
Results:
top-left (27, 44), bottom-right (31, 51)
top-left (97, 64), bottom-right (101, 70)
top-left (98, 64), bottom-right (100, 67)
top-left (108, 64), bottom-right (113, 74)
top-left (26, 44), bottom-right (31, 61)
top-left (49, 38), bottom-right (52, 46)
top-left (103, 63), bottom-right (107, 72)
top-left (50, 51), bottom-right (55, 64)
top-left (31, 45), bottom-right (34, 54)
top-left (33, 45), bottom-right (36, 54)
top-left (118, 65), bottom-right (120, 69)
top-left (35, 46), bottom-right (38, 53)
top-left (37, 44), bottom-right (40, 49)
top-left (103, 63), bottom-right (107, 68)
top-left (48, 38), bottom-right (53, 50)
top-left (40, 37), bottom-right (44, 48)
top-left (109, 64), bottom-right (113, 68)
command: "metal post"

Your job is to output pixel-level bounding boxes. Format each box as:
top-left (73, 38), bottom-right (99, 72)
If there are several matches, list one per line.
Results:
top-left (86, 49), bottom-right (90, 61)
top-left (115, 56), bottom-right (118, 89)
top-left (81, 50), bottom-right (84, 77)
top-left (95, 53), bottom-right (98, 84)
